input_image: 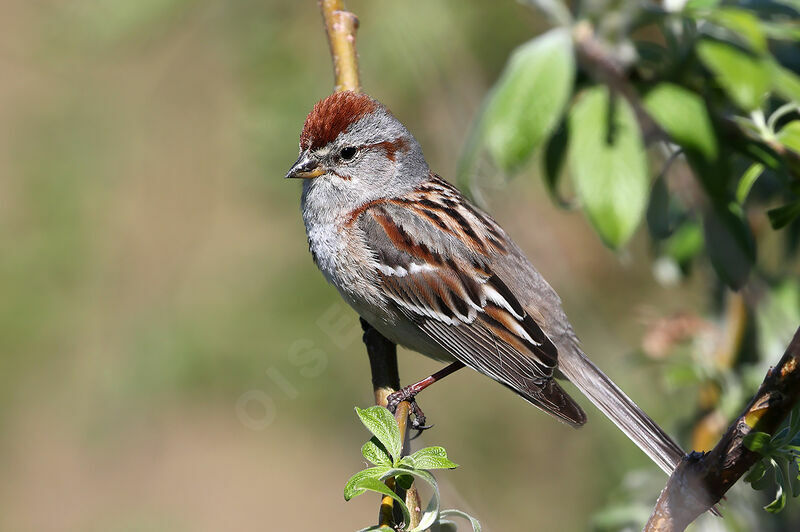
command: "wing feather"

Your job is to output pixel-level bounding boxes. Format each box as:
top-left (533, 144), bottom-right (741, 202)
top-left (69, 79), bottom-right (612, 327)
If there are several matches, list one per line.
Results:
top-left (353, 182), bottom-right (586, 426)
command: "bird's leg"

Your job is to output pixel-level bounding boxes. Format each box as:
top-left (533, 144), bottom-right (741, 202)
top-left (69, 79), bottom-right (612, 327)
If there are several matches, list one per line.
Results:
top-left (387, 361), bottom-right (466, 433)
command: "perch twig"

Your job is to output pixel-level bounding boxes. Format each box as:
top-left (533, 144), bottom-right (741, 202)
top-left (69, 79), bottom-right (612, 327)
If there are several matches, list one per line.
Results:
top-left (316, 6), bottom-right (419, 525)
top-left (645, 326), bottom-right (800, 531)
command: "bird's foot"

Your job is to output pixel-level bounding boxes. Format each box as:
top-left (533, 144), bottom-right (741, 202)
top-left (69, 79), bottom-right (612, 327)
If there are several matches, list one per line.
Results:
top-left (387, 388), bottom-right (433, 437)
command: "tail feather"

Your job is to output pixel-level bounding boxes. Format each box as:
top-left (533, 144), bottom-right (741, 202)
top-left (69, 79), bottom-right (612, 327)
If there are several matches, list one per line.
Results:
top-left (558, 343), bottom-right (684, 475)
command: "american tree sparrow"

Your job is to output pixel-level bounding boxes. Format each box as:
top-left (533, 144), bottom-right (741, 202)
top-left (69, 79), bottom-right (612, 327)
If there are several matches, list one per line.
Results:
top-left (287, 91), bottom-right (684, 474)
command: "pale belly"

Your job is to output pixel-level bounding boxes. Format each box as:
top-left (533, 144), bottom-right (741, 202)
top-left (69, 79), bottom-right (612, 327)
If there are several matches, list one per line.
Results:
top-left (342, 290), bottom-right (456, 363)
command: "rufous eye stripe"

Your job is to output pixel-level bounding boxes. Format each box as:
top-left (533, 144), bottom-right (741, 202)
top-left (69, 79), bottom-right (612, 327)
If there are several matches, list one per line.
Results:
top-left (363, 138), bottom-right (409, 161)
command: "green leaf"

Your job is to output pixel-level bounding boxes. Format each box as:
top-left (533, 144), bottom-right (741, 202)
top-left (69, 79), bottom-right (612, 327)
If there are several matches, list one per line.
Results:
top-left (395, 473), bottom-right (414, 491)
top-left (664, 222), bottom-right (703, 264)
top-left (405, 446), bottom-right (459, 470)
top-left (482, 28), bottom-right (574, 172)
top-left (568, 86), bottom-right (649, 248)
top-left (643, 83), bottom-right (717, 161)
top-left (771, 62), bottom-right (800, 104)
top-left (744, 431), bottom-right (774, 454)
top-left (774, 425), bottom-right (791, 445)
top-left (344, 466), bottom-right (390, 501)
top-left (352, 476), bottom-right (412, 525)
top-left (766, 458), bottom-right (788, 512)
top-left (685, 0), bottom-right (721, 10)
top-left (752, 461), bottom-right (775, 490)
top-left (665, 362), bottom-right (702, 387)
top-left (382, 467), bottom-right (438, 488)
top-left (778, 121), bottom-right (800, 153)
top-left (789, 457), bottom-right (800, 497)
top-left (745, 460), bottom-right (768, 484)
top-left (736, 162), bottom-right (765, 204)
top-left (767, 202), bottom-right (800, 230)
top-left (709, 8), bottom-right (768, 53)
top-left (362, 437), bottom-right (392, 467)
top-left (381, 468), bottom-right (440, 532)
top-left (789, 409), bottom-right (800, 439)
top-left (355, 406), bottom-right (402, 463)
top-left (542, 122), bottom-right (572, 207)
top-left (439, 509), bottom-right (482, 532)
top-left (761, 21), bottom-right (800, 42)
top-left (697, 40), bottom-right (770, 111)
top-left (702, 204), bottom-right (755, 289)
top-left (646, 175), bottom-right (672, 239)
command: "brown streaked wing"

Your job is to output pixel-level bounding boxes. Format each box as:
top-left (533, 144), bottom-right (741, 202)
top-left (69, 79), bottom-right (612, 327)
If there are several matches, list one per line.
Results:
top-left (352, 195), bottom-right (586, 426)
top-left (415, 315), bottom-right (586, 427)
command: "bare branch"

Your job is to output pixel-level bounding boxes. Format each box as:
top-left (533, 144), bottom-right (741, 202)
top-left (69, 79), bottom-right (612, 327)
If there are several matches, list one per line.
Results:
top-left (645, 326), bottom-right (800, 531)
top-left (360, 321), bottom-right (419, 528)
top-left (318, 2), bottom-right (416, 526)
top-left (319, 0), bottom-right (360, 93)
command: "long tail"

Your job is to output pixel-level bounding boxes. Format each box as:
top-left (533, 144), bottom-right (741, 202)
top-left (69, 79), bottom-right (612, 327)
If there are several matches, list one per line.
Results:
top-left (557, 343), bottom-right (684, 475)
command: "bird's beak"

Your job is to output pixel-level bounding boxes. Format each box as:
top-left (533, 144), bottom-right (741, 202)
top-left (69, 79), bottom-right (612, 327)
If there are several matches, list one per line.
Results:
top-left (285, 152), bottom-right (325, 179)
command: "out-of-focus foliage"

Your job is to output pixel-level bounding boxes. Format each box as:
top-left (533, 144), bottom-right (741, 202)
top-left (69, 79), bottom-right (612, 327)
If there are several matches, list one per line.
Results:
top-left (464, 0), bottom-right (800, 280)
top-left (568, 85), bottom-right (649, 248)
top-left (468, 28), bottom-right (574, 174)
top-left (460, 0), bottom-right (800, 528)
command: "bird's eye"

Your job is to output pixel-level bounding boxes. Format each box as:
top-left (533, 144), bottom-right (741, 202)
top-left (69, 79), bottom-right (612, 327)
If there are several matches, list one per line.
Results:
top-left (339, 146), bottom-right (358, 161)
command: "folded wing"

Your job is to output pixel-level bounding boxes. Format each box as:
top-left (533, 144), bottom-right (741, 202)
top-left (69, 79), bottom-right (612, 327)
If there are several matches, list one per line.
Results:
top-left (354, 181), bottom-right (586, 427)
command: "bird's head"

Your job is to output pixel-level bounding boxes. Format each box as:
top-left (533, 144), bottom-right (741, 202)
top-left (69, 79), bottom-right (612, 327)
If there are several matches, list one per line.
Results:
top-left (287, 91), bottom-right (429, 207)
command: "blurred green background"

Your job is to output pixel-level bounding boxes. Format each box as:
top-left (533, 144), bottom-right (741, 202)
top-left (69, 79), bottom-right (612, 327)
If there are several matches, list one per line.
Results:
top-left (0, 1), bottom-right (727, 530)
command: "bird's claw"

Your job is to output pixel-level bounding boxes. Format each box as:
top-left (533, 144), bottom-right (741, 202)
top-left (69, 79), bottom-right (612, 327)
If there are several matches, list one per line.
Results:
top-left (386, 390), bottom-right (432, 436)
top-left (409, 402), bottom-right (433, 439)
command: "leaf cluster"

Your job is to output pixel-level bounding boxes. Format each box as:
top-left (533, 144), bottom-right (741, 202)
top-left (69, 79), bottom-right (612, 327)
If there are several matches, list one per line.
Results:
top-left (460, 0), bottom-right (800, 289)
top-left (345, 406), bottom-right (480, 532)
top-left (744, 407), bottom-right (800, 513)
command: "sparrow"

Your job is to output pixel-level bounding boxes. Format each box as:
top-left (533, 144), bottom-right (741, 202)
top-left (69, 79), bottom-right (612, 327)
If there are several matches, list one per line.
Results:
top-left (287, 90), bottom-right (684, 474)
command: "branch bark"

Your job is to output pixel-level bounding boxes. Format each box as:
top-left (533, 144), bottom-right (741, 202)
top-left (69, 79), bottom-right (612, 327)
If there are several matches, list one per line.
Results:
top-left (317, 1), bottom-right (419, 526)
top-left (317, 2), bottom-right (417, 527)
top-left (319, 0), bottom-right (360, 93)
top-left (316, 4), bottom-right (420, 526)
top-left (360, 319), bottom-right (420, 528)
top-left (644, 325), bottom-right (800, 531)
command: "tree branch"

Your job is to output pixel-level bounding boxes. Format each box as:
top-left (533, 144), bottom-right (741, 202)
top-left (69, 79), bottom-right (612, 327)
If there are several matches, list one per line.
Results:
top-left (319, 0), bottom-right (360, 93)
top-left (317, 2), bottom-right (418, 526)
top-left (317, 2), bottom-right (416, 527)
top-left (360, 319), bottom-right (419, 528)
top-left (645, 325), bottom-right (800, 531)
